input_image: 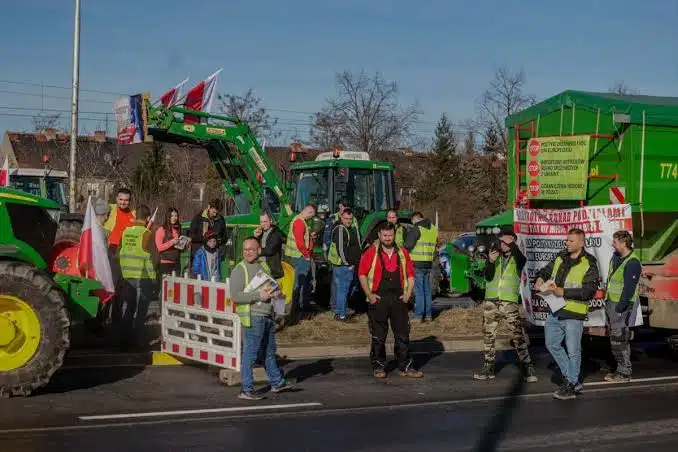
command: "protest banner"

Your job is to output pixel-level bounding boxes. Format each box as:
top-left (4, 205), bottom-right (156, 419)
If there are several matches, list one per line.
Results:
top-left (525, 135), bottom-right (590, 200)
top-left (514, 204), bottom-right (642, 327)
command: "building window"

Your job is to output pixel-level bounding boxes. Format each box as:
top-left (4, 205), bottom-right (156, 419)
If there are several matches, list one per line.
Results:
top-left (192, 183), bottom-right (205, 202)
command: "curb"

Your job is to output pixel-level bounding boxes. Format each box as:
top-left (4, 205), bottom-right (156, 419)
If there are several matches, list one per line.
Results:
top-left (62, 336), bottom-right (521, 369)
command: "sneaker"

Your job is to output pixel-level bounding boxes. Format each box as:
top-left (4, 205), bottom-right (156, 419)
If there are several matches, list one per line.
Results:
top-left (238, 391), bottom-right (264, 401)
top-left (522, 363), bottom-right (538, 383)
top-left (271, 380), bottom-right (295, 393)
top-left (553, 384), bottom-right (577, 400)
top-left (473, 362), bottom-right (496, 380)
top-left (574, 382), bottom-right (584, 393)
top-left (604, 373), bottom-right (631, 383)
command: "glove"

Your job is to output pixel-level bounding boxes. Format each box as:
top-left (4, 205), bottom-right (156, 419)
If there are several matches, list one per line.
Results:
top-left (615, 301), bottom-right (631, 313)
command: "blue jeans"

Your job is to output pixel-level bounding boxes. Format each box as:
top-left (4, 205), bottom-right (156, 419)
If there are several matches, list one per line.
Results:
top-left (414, 267), bottom-right (432, 319)
top-left (292, 257), bottom-right (312, 310)
top-left (545, 313), bottom-right (584, 385)
top-left (121, 278), bottom-right (155, 341)
top-left (332, 265), bottom-right (355, 318)
top-left (241, 316), bottom-right (284, 393)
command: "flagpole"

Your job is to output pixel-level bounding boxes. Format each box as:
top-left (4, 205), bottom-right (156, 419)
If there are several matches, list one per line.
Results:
top-left (68, 0), bottom-right (81, 213)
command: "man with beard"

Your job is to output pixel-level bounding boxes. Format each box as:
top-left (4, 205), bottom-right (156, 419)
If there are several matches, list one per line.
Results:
top-left (358, 223), bottom-right (423, 379)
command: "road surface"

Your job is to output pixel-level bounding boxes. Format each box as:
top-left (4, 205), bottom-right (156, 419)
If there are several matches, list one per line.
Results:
top-left (2, 343), bottom-right (678, 451)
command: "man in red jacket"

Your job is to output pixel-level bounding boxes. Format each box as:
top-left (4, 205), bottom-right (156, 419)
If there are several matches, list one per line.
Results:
top-left (358, 222), bottom-right (423, 379)
top-left (284, 204), bottom-right (317, 314)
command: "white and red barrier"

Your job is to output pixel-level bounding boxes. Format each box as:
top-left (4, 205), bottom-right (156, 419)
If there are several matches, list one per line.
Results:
top-left (161, 274), bottom-right (241, 371)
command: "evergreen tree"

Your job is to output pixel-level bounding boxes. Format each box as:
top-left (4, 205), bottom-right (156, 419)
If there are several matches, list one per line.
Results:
top-left (482, 125), bottom-right (502, 154)
top-left (419, 113), bottom-right (458, 202)
top-left (133, 142), bottom-right (170, 204)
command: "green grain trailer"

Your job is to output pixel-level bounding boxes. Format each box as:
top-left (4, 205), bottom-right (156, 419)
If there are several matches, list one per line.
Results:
top-left (477, 90), bottom-right (678, 336)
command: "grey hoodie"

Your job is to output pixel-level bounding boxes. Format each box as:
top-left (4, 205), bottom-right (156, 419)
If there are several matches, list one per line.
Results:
top-left (230, 260), bottom-right (274, 318)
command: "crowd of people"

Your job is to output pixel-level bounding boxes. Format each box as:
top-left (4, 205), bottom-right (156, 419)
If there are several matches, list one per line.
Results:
top-left (93, 187), bottom-right (641, 402)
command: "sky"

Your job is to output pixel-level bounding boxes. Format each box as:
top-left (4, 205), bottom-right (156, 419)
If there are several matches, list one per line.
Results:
top-left (1, 0), bottom-right (677, 145)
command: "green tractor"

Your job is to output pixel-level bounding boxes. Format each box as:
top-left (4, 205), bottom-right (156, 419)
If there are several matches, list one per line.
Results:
top-left (0, 187), bottom-right (102, 397)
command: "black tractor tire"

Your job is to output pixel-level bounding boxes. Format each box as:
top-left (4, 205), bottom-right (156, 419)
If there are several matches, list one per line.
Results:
top-left (55, 219), bottom-right (83, 246)
top-left (0, 261), bottom-right (70, 397)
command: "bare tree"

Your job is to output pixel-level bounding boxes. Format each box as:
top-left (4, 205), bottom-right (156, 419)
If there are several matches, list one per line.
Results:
top-left (216, 89), bottom-right (280, 141)
top-left (477, 67), bottom-right (535, 156)
top-left (609, 81), bottom-right (638, 95)
top-left (31, 113), bottom-right (64, 133)
top-left (310, 70), bottom-right (421, 155)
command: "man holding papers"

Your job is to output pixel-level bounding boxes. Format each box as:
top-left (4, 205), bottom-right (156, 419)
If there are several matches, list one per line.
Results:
top-left (231, 237), bottom-right (295, 400)
top-left (534, 228), bottom-right (600, 401)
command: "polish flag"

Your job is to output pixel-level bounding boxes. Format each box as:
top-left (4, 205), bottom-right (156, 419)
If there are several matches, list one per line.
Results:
top-left (146, 206), bottom-right (158, 229)
top-left (79, 197), bottom-right (115, 303)
top-left (183, 69), bottom-right (223, 124)
top-left (158, 77), bottom-right (189, 108)
top-left (0, 156), bottom-right (9, 187)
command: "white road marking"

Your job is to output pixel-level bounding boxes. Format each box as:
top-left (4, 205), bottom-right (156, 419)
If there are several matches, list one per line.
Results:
top-left (3, 379), bottom-right (678, 435)
top-left (583, 375), bottom-right (678, 387)
top-left (78, 402), bottom-right (323, 421)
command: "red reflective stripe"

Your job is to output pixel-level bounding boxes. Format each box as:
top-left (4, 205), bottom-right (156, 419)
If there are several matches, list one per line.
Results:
top-left (216, 355), bottom-right (224, 364)
top-left (163, 280), bottom-right (168, 302)
top-left (162, 341), bottom-right (166, 350)
top-left (186, 347), bottom-right (193, 357)
top-left (172, 343), bottom-right (179, 353)
top-left (200, 351), bottom-right (208, 361)
top-left (231, 357), bottom-right (237, 368)
top-left (216, 288), bottom-right (226, 311)
top-left (201, 285), bottom-right (210, 308)
top-left (173, 282), bottom-right (181, 303)
top-left (187, 284), bottom-right (194, 306)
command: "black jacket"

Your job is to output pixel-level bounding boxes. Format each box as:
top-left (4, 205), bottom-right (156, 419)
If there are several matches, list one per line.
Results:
top-left (331, 222), bottom-right (361, 267)
top-left (258, 225), bottom-right (284, 279)
top-left (484, 242), bottom-right (527, 281)
top-left (536, 249), bottom-right (600, 320)
top-left (188, 209), bottom-right (227, 256)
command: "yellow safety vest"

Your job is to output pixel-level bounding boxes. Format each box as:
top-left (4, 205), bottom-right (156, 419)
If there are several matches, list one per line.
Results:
top-left (284, 215), bottom-right (310, 258)
top-left (410, 224), bottom-right (438, 262)
top-left (327, 224), bottom-right (350, 266)
top-left (235, 260), bottom-right (272, 328)
top-left (606, 252), bottom-right (641, 304)
top-left (102, 204), bottom-right (136, 232)
top-left (484, 255), bottom-right (520, 303)
top-left (550, 256), bottom-right (591, 317)
top-left (366, 246), bottom-right (410, 294)
top-left (332, 212), bottom-right (360, 240)
top-left (119, 225), bottom-right (156, 280)
top-left (395, 225), bottom-right (405, 247)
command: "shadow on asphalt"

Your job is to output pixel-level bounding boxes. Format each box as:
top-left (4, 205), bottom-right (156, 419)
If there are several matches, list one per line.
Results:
top-left (282, 358), bottom-right (335, 383)
top-left (34, 367), bottom-right (144, 395)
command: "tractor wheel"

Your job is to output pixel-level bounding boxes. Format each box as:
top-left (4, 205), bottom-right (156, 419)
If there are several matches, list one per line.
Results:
top-left (0, 261), bottom-right (70, 397)
top-left (55, 219), bottom-right (82, 246)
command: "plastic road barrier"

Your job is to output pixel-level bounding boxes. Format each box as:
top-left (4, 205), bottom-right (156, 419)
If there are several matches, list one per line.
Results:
top-left (161, 274), bottom-right (241, 371)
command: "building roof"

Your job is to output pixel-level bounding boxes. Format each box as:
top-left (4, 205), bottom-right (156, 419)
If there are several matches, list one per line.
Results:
top-left (506, 90), bottom-right (678, 128)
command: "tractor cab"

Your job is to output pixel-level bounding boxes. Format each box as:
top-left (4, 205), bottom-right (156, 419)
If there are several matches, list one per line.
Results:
top-left (6, 168), bottom-right (69, 211)
top-left (290, 151), bottom-right (397, 220)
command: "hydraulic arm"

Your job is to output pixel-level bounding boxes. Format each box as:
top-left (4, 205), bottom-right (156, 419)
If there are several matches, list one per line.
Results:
top-left (144, 101), bottom-right (294, 226)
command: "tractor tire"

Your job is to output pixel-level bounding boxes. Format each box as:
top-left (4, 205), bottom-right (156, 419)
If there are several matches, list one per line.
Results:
top-left (0, 261), bottom-right (70, 397)
top-left (55, 219), bottom-right (83, 246)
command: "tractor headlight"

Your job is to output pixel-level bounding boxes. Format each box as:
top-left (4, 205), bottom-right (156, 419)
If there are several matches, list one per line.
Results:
top-left (46, 208), bottom-right (61, 224)
top-left (477, 245), bottom-right (486, 253)
top-left (467, 245), bottom-right (475, 253)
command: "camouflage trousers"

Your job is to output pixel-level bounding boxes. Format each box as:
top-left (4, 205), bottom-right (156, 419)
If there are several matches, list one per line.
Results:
top-left (481, 300), bottom-right (532, 364)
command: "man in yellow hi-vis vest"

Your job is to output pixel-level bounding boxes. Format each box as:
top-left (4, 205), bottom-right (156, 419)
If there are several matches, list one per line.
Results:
top-left (404, 211), bottom-right (438, 322)
top-left (535, 228), bottom-right (600, 401)
top-left (604, 230), bottom-right (642, 383)
top-left (117, 204), bottom-right (154, 348)
top-left (474, 230), bottom-right (537, 383)
top-left (232, 236), bottom-right (295, 400)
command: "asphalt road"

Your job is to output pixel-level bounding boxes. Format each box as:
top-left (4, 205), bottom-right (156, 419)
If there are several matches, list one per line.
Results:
top-left (3, 340), bottom-right (678, 451)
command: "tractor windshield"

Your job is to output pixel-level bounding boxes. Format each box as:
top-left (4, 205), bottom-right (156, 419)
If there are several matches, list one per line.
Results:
top-left (333, 168), bottom-right (393, 215)
top-left (294, 168), bottom-right (331, 212)
top-left (8, 176), bottom-right (67, 207)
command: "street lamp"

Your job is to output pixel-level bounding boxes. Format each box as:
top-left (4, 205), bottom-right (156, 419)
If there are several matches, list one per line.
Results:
top-left (68, 0), bottom-right (81, 213)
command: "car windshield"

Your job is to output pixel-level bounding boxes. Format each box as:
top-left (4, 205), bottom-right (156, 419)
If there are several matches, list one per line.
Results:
top-left (294, 168), bottom-right (330, 212)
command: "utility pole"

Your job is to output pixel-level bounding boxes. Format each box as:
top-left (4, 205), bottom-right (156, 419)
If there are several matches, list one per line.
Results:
top-left (68, 0), bottom-right (81, 213)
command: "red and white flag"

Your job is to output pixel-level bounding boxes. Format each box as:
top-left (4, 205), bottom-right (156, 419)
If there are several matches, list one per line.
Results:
top-left (183, 69), bottom-right (223, 124)
top-left (79, 197), bottom-right (115, 303)
top-left (146, 206), bottom-right (159, 230)
top-left (0, 156), bottom-right (9, 187)
top-left (158, 77), bottom-right (189, 108)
